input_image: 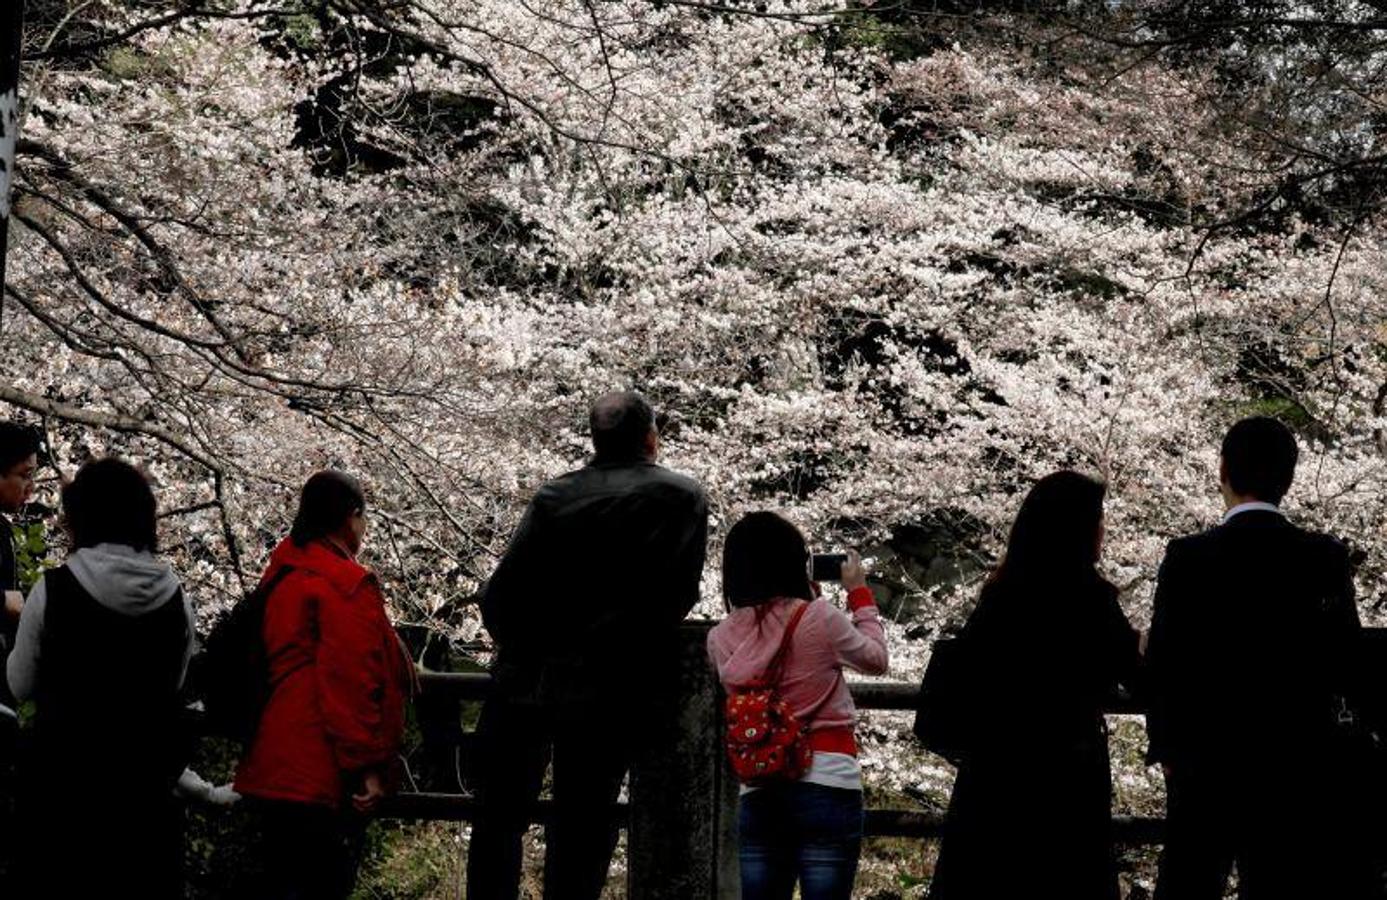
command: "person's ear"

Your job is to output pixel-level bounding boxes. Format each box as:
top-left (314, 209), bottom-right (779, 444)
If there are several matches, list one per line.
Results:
top-left (644, 425), bottom-right (659, 460)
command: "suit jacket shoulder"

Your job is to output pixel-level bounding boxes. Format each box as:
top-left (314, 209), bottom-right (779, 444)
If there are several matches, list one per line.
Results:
top-left (1157, 529), bottom-right (1208, 576)
top-left (1175, 513), bottom-right (1342, 555)
top-left (1170, 523), bottom-right (1224, 552)
top-left (1299, 527), bottom-right (1349, 559)
top-left (1297, 527), bottom-right (1352, 587)
top-left (545, 461), bottom-right (705, 505)
top-left (650, 465), bottom-right (706, 501)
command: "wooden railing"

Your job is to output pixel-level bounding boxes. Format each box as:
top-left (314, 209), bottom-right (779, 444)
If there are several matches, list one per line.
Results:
top-left (384, 671), bottom-right (1160, 840)
top-left (376, 622), bottom-right (1171, 898)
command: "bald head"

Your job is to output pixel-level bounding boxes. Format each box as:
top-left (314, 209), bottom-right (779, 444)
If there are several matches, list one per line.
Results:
top-left (590, 391), bottom-right (658, 462)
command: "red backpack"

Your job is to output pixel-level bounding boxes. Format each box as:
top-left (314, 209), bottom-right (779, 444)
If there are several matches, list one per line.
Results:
top-left (724, 601), bottom-right (815, 785)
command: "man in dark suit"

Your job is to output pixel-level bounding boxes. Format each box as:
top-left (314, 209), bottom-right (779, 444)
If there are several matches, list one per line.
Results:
top-left (467, 391), bottom-right (708, 900)
top-left (1147, 416), bottom-right (1366, 899)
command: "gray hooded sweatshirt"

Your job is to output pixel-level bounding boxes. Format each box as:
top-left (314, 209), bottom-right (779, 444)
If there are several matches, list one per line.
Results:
top-left (6, 543), bottom-right (196, 703)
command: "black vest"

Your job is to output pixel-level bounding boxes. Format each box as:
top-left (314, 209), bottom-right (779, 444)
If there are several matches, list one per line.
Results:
top-left (33, 564), bottom-right (189, 785)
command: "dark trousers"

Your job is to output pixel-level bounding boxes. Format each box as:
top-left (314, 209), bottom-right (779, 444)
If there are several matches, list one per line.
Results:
top-left (245, 798), bottom-right (367, 900)
top-left (19, 781), bottom-right (183, 897)
top-left (466, 695), bottom-right (631, 900)
top-left (1156, 766), bottom-right (1370, 900)
top-left (738, 783), bottom-right (863, 900)
top-left (0, 714), bottom-right (17, 890)
top-left (929, 747), bottom-right (1119, 900)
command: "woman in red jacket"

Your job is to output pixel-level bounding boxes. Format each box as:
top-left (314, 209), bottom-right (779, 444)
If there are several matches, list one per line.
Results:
top-left (235, 470), bottom-right (414, 899)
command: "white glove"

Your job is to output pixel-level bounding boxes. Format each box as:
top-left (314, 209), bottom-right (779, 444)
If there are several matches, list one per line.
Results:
top-left (175, 768), bottom-right (241, 806)
top-left (205, 783), bottom-right (241, 807)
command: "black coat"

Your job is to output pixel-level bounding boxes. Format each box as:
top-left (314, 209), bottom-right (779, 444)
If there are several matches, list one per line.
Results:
top-left (1145, 510), bottom-right (1359, 771)
top-left (1145, 510), bottom-right (1370, 899)
top-left (481, 459), bottom-right (708, 705)
top-left (930, 571), bottom-right (1140, 900)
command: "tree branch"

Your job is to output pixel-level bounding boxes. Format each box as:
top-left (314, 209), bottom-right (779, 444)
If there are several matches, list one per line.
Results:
top-left (0, 383), bottom-right (223, 472)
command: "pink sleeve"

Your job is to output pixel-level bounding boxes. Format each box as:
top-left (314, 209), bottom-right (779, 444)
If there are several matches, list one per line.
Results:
top-left (823, 587), bottom-right (888, 675)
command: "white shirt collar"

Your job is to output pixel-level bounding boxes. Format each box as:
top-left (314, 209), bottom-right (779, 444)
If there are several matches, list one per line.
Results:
top-left (1221, 501), bottom-right (1284, 524)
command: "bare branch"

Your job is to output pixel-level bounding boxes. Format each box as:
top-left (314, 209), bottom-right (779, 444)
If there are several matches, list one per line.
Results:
top-left (0, 383), bottom-right (223, 472)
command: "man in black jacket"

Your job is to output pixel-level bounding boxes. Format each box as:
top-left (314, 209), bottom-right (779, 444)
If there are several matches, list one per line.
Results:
top-left (467, 391), bottom-right (708, 900)
top-left (1147, 416), bottom-right (1365, 900)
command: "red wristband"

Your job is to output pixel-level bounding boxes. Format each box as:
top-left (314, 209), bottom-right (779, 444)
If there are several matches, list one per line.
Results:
top-left (846, 586), bottom-right (876, 612)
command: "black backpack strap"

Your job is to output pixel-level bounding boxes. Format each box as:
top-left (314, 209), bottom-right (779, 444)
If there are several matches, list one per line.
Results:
top-left (256, 565), bottom-right (304, 688)
top-left (261, 565), bottom-right (339, 696)
top-left (258, 564), bottom-right (297, 603)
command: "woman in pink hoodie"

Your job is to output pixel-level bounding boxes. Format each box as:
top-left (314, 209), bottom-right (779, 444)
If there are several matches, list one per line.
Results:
top-left (707, 511), bottom-right (889, 900)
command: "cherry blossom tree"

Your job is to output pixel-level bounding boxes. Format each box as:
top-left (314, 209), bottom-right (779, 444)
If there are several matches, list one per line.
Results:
top-left (3, 8), bottom-right (1385, 835)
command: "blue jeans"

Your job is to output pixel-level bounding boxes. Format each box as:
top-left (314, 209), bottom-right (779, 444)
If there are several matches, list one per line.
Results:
top-left (738, 783), bottom-right (863, 900)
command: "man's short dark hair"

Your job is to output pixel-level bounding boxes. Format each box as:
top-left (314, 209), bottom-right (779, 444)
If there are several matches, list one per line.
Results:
top-left (1222, 416), bottom-right (1298, 504)
top-left (0, 422), bottom-right (40, 474)
top-left (62, 457), bottom-right (158, 553)
top-left (590, 391), bottom-right (656, 461)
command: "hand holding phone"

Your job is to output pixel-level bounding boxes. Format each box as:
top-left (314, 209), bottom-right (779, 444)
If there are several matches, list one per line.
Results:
top-left (811, 551), bottom-right (868, 593)
top-left (811, 553), bottom-right (848, 582)
top-left (840, 550), bottom-right (867, 592)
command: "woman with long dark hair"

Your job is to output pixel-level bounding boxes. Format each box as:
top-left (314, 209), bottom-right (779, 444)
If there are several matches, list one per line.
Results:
top-left (234, 470), bottom-right (413, 899)
top-left (929, 471), bottom-right (1142, 900)
top-left (707, 511), bottom-right (888, 900)
top-left (7, 457), bottom-right (195, 897)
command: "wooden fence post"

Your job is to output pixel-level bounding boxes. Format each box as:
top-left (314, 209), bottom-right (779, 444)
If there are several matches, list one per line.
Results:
top-left (627, 621), bottom-right (739, 899)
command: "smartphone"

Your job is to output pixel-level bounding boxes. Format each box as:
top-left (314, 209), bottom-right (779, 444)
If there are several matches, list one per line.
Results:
top-left (811, 553), bottom-right (849, 582)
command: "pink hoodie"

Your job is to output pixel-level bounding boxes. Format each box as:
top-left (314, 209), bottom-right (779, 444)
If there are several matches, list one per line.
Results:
top-left (707, 588), bottom-right (889, 742)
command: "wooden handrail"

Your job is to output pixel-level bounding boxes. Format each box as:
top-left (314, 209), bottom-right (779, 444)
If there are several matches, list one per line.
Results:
top-left (414, 670), bottom-right (1145, 714)
top-left (374, 792), bottom-right (1164, 845)
top-left (405, 668), bottom-right (1156, 843)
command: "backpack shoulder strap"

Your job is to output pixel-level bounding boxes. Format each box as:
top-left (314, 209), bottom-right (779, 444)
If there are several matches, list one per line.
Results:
top-left (257, 564), bottom-right (297, 603)
top-left (250, 564), bottom-right (300, 644)
top-left (760, 600), bottom-right (811, 686)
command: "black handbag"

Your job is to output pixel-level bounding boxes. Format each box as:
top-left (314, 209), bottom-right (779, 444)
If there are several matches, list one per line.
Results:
top-left (912, 636), bottom-right (977, 765)
top-left (1332, 630), bottom-right (1387, 777)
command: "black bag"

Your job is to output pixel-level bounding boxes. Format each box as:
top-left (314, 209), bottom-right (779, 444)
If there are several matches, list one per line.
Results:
top-left (1321, 630), bottom-right (1387, 893)
top-left (196, 566), bottom-right (296, 744)
top-left (912, 636), bottom-right (976, 765)
top-left (1329, 629), bottom-right (1387, 811)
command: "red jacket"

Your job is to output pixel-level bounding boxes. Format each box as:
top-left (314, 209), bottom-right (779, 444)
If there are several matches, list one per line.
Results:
top-left (234, 538), bottom-right (413, 809)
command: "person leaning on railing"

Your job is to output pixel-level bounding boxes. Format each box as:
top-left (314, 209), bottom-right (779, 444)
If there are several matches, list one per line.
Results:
top-left (707, 511), bottom-right (888, 900)
top-left (928, 471), bottom-right (1141, 900)
top-left (7, 457), bottom-right (197, 898)
top-left (232, 470), bottom-right (414, 900)
top-left (1146, 418), bottom-right (1372, 900)
top-left (467, 391), bottom-right (709, 900)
